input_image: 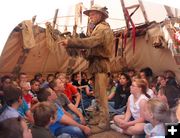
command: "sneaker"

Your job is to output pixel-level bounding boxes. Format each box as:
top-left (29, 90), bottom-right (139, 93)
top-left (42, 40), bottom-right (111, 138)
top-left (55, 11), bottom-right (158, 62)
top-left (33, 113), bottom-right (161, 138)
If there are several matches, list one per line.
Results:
top-left (57, 133), bottom-right (71, 138)
top-left (78, 108), bottom-right (82, 113)
top-left (85, 105), bottom-right (95, 112)
top-left (110, 124), bottom-right (123, 133)
top-left (110, 120), bottom-right (114, 124)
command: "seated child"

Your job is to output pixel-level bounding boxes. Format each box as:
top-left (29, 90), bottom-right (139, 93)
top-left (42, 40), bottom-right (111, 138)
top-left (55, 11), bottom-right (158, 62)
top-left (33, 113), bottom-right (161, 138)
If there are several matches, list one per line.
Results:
top-left (111, 79), bottom-right (149, 135)
top-left (0, 117), bottom-right (32, 138)
top-left (144, 98), bottom-right (168, 138)
top-left (31, 101), bottom-right (58, 138)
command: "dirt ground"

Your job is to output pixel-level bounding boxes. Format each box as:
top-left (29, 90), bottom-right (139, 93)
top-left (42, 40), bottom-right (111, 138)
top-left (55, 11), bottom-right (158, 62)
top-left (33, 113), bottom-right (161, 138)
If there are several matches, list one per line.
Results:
top-left (88, 130), bottom-right (130, 138)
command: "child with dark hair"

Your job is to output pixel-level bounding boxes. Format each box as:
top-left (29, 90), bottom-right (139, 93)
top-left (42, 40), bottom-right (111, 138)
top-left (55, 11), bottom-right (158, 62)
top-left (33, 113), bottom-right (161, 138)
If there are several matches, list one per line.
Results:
top-left (157, 86), bottom-right (180, 109)
top-left (30, 79), bottom-right (40, 98)
top-left (139, 67), bottom-right (153, 84)
top-left (140, 67), bottom-right (153, 78)
top-left (0, 84), bottom-right (34, 124)
top-left (0, 75), bottom-right (12, 107)
top-left (31, 102), bottom-right (57, 138)
top-left (41, 74), bottom-right (55, 88)
top-left (0, 117), bottom-right (32, 138)
top-left (108, 73), bottom-right (131, 115)
top-left (166, 76), bottom-right (179, 88)
top-left (34, 73), bottom-right (44, 87)
top-left (0, 86), bottom-right (23, 121)
top-left (0, 75), bottom-right (12, 90)
top-left (37, 88), bottom-right (91, 137)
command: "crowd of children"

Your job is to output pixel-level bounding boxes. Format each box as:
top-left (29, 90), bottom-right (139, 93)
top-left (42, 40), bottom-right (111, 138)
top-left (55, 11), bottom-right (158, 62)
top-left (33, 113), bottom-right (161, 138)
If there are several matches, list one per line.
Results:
top-left (0, 67), bottom-right (180, 138)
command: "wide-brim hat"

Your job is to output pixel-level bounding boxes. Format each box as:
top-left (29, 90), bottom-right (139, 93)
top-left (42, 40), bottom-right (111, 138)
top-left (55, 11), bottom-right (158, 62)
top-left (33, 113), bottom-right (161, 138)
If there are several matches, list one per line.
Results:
top-left (83, 5), bottom-right (109, 19)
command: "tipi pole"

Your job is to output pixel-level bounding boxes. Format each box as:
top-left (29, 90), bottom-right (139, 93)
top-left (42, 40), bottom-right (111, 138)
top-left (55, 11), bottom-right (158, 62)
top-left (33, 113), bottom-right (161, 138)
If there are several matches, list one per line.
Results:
top-left (138, 0), bottom-right (149, 23)
top-left (86, 0), bottom-right (94, 36)
top-left (164, 6), bottom-right (174, 18)
top-left (120, 0), bottom-right (129, 29)
top-left (32, 15), bottom-right (37, 25)
top-left (52, 9), bottom-right (59, 29)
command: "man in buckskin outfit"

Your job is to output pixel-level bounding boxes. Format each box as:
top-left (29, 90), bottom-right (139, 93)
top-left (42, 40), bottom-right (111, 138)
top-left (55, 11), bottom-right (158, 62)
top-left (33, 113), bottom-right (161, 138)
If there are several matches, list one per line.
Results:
top-left (58, 5), bottom-right (114, 133)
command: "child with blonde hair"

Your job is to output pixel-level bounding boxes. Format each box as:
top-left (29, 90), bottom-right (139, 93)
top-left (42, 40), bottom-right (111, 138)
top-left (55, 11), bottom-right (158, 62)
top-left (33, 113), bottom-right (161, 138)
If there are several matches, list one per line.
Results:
top-left (111, 79), bottom-right (150, 135)
top-left (144, 98), bottom-right (168, 138)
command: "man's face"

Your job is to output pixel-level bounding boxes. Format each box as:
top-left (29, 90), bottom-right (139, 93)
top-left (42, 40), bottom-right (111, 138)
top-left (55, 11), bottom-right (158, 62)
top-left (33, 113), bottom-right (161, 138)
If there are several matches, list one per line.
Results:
top-left (89, 11), bottom-right (102, 24)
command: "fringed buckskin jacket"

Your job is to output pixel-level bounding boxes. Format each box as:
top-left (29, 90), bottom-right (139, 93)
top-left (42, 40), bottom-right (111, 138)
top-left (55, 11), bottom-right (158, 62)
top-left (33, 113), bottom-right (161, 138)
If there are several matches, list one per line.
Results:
top-left (67, 21), bottom-right (114, 74)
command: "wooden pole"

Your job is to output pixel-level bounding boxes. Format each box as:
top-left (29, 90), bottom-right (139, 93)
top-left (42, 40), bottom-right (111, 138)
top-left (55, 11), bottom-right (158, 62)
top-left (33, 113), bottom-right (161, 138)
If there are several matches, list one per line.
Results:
top-left (32, 15), bottom-right (37, 25)
top-left (73, 3), bottom-right (79, 37)
top-left (126, 4), bottom-right (139, 10)
top-left (138, 0), bottom-right (149, 23)
top-left (164, 6), bottom-right (174, 18)
top-left (120, 0), bottom-right (129, 29)
top-left (78, 2), bottom-right (83, 31)
top-left (86, 0), bottom-right (94, 36)
top-left (52, 9), bottom-right (59, 29)
top-left (175, 8), bottom-right (178, 17)
top-left (128, 5), bottom-right (139, 17)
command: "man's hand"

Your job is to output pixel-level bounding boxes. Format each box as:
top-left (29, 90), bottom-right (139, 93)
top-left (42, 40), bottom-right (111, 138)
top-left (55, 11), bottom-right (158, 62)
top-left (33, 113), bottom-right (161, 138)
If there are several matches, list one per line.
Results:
top-left (58, 39), bottom-right (68, 47)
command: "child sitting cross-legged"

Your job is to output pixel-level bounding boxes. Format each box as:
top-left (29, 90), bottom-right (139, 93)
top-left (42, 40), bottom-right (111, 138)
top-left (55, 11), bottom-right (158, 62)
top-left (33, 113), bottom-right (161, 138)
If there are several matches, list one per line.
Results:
top-left (111, 79), bottom-right (150, 136)
top-left (143, 98), bottom-right (168, 138)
